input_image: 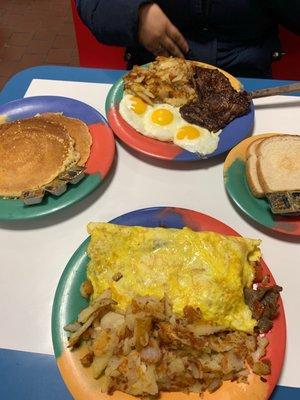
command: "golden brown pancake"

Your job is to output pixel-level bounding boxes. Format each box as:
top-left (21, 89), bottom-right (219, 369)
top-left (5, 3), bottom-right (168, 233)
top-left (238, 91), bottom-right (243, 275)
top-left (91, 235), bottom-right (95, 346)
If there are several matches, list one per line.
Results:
top-left (0, 118), bottom-right (80, 198)
top-left (37, 113), bottom-right (92, 166)
top-left (0, 121), bottom-right (13, 134)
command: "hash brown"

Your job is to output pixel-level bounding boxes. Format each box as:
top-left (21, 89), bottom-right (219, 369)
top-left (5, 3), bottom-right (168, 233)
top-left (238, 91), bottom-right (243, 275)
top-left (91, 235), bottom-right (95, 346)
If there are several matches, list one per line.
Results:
top-left (124, 56), bottom-right (196, 106)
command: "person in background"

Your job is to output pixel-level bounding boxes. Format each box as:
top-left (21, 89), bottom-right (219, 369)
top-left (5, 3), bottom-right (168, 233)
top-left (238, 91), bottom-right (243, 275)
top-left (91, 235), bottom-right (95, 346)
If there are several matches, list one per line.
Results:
top-left (76, 1), bottom-right (300, 77)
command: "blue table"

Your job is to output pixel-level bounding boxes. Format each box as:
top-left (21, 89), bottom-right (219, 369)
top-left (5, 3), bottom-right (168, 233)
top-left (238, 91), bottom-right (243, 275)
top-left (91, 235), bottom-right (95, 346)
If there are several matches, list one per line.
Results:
top-left (0, 66), bottom-right (299, 400)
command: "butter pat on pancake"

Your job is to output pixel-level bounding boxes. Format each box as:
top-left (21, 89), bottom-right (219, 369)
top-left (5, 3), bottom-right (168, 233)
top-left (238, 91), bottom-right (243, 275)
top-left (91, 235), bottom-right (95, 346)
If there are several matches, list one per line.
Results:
top-left (0, 118), bottom-right (79, 197)
top-left (36, 113), bottom-right (92, 166)
top-left (87, 223), bottom-right (261, 333)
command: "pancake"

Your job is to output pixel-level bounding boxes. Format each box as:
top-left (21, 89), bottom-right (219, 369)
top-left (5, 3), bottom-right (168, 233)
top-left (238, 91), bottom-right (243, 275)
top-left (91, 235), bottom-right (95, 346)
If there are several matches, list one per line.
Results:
top-left (0, 118), bottom-right (80, 197)
top-left (37, 113), bottom-right (92, 166)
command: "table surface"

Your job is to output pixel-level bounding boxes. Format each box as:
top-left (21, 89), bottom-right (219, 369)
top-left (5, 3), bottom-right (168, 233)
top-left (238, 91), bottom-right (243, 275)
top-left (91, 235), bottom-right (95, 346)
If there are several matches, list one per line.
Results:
top-left (0, 65), bottom-right (299, 400)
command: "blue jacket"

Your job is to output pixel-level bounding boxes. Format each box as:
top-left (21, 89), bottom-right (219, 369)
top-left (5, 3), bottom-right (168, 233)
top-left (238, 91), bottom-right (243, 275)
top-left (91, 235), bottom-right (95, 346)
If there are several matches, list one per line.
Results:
top-left (77, 0), bottom-right (300, 77)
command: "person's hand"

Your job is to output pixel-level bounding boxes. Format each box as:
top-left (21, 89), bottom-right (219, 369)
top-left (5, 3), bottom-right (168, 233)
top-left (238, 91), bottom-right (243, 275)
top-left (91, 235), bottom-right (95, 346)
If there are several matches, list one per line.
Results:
top-left (138, 3), bottom-right (189, 58)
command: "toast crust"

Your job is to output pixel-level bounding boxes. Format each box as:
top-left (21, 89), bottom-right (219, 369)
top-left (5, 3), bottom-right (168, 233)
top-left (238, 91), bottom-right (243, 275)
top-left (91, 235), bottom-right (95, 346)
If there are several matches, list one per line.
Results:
top-left (246, 139), bottom-right (265, 198)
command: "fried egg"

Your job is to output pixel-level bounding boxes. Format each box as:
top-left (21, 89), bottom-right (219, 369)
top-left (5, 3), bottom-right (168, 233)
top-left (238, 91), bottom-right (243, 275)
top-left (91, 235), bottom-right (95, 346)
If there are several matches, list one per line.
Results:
top-left (119, 94), bottom-right (148, 133)
top-left (87, 223), bottom-right (261, 333)
top-left (143, 104), bottom-right (181, 141)
top-left (119, 92), bottom-right (222, 155)
top-left (174, 124), bottom-right (220, 155)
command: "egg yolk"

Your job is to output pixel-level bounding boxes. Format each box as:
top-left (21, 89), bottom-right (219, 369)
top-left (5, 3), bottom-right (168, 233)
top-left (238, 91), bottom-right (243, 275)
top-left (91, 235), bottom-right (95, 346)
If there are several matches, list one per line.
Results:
top-left (151, 109), bottom-right (174, 125)
top-left (129, 96), bottom-right (147, 115)
top-left (176, 126), bottom-right (201, 140)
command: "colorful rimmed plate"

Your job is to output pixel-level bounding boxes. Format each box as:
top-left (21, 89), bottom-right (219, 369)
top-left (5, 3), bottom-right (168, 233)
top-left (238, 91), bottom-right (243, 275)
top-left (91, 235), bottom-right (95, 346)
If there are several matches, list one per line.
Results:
top-left (224, 134), bottom-right (300, 236)
top-left (52, 206), bottom-right (285, 400)
top-left (105, 62), bottom-right (254, 161)
top-left (0, 96), bottom-right (115, 220)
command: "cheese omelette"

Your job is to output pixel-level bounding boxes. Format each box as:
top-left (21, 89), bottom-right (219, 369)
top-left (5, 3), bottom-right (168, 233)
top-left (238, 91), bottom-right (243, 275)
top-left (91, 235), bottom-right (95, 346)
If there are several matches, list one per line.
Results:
top-left (87, 223), bottom-right (261, 333)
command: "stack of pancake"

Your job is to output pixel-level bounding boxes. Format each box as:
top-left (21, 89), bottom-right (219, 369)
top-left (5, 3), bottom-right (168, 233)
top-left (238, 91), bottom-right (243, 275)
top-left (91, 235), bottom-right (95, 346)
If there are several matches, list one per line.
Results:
top-left (0, 113), bottom-right (92, 203)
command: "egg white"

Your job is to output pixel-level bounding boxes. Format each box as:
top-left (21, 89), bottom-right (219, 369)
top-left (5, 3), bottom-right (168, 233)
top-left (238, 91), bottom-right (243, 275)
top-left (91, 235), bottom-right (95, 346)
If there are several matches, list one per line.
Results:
top-left (119, 94), bottom-right (148, 133)
top-left (174, 124), bottom-right (220, 155)
top-left (143, 104), bottom-right (181, 142)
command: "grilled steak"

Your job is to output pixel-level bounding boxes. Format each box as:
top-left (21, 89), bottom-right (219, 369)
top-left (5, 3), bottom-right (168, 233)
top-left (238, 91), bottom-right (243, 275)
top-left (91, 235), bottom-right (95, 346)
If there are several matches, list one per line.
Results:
top-left (193, 67), bottom-right (233, 97)
top-left (180, 67), bottom-right (251, 132)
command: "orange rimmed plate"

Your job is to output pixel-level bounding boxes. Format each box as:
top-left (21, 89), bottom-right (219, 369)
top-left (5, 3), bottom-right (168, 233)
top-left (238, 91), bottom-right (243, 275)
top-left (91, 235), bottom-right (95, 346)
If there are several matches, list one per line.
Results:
top-left (52, 207), bottom-right (286, 400)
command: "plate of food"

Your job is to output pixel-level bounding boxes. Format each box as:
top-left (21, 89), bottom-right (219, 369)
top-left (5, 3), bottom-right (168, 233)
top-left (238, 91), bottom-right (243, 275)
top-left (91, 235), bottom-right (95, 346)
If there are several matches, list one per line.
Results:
top-left (224, 133), bottom-right (300, 236)
top-left (0, 96), bottom-right (115, 220)
top-left (52, 206), bottom-right (285, 400)
top-left (106, 57), bottom-right (254, 161)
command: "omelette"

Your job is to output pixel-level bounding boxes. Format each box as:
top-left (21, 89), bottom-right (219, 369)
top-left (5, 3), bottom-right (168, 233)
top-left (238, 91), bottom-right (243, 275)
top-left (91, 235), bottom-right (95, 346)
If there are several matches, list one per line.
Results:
top-left (87, 223), bottom-right (261, 333)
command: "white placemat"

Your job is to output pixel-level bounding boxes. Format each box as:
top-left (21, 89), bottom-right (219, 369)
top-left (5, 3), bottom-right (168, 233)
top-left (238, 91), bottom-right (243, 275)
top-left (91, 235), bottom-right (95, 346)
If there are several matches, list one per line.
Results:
top-left (0, 78), bottom-right (299, 387)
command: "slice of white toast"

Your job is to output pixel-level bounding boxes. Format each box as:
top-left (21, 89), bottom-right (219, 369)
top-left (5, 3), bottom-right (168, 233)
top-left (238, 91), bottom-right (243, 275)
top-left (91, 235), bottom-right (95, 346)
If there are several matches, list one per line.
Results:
top-left (257, 135), bottom-right (300, 192)
top-left (246, 138), bottom-right (265, 198)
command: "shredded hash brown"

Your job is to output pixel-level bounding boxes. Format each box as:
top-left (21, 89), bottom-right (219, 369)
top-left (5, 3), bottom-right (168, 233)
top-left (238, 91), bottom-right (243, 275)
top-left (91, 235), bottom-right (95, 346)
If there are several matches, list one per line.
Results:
top-left (65, 287), bottom-right (271, 398)
top-left (123, 56), bottom-right (196, 107)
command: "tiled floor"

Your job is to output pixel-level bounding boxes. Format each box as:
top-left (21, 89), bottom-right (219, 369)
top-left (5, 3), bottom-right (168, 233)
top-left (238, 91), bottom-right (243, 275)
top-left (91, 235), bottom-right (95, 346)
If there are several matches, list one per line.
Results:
top-left (0, 0), bottom-right (79, 90)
